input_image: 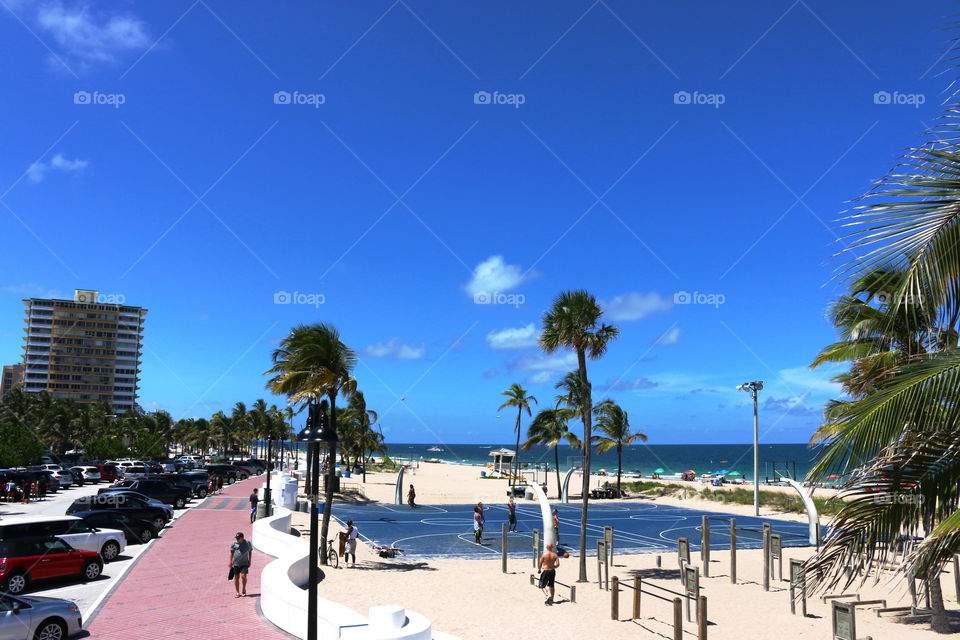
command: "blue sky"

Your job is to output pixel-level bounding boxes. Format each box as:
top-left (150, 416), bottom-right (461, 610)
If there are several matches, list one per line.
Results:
top-left (0, 0), bottom-right (950, 444)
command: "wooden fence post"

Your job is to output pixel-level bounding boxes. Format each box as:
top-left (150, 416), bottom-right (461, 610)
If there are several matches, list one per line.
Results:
top-left (698, 595), bottom-right (707, 640)
top-left (611, 576), bottom-right (619, 620)
top-left (730, 518), bottom-right (736, 584)
top-left (702, 516), bottom-right (710, 577)
top-left (501, 523), bottom-right (507, 574)
top-left (633, 576), bottom-right (641, 619)
top-left (762, 527), bottom-right (770, 592)
top-left (673, 597), bottom-right (683, 640)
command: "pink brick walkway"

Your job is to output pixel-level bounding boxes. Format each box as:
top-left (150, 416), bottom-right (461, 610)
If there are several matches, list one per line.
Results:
top-left (86, 476), bottom-right (289, 639)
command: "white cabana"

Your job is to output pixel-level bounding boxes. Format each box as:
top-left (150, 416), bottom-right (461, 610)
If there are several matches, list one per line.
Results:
top-left (488, 448), bottom-right (515, 476)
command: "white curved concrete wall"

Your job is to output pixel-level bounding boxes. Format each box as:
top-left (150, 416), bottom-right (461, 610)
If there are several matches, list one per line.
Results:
top-left (252, 508), bottom-right (445, 640)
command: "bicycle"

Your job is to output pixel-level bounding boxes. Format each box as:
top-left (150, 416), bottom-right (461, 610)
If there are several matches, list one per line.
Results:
top-left (321, 538), bottom-right (339, 568)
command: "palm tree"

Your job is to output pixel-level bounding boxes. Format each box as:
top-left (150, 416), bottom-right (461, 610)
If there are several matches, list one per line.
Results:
top-left (523, 407), bottom-right (581, 498)
top-left (801, 58), bottom-right (960, 631)
top-left (498, 384), bottom-right (537, 485)
top-left (592, 400), bottom-right (646, 497)
top-left (540, 289), bottom-right (619, 582)
top-left (265, 322), bottom-right (357, 566)
top-left (554, 371), bottom-right (586, 419)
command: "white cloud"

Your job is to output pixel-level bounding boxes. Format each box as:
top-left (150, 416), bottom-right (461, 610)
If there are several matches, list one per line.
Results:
top-left (778, 365), bottom-right (844, 395)
top-left (605, 291), bottom-right (673, 321)
top-left (486, 323), bottom-right (539, 350)
top-left (465, 255), bottom-right (527, 296)
top-left (763, 393), bottom-right (822, 418)
top-left (36, 2), bottom-right (151, 64)
top-left (652, 327), bottom-right (681, 346)
top-left (361, 338), bottom-right (425, 361)
top-left (605, 377), bottom-right (658, 392)
top-left (27, 153), bottom-right (88, 182)
top-left (526, 371), bottom-right (554, 385)
top-left (510, 351), bottom-right (577, 375)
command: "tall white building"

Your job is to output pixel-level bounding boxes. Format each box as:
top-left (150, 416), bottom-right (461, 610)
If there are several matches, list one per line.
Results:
top-left (21, 289), bottom-right (147, 413)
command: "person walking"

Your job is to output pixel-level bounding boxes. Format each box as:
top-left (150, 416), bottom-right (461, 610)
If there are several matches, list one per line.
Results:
top-left (22, 480), bottom-right (31, 504)
top-left (229, 532), bottom-right (252, 597)
top-left (507, 498), bottom-right (517, 532)
top-left (552, 508), bottom-right (560, 546)
top-left (538, 542), bottom-right (560, 605)
top-left (476, 502), bottom-right (485, 538)
top-left (38, 476), bottom-right (47, 500)
top-left (407, 484), bottom-right (416, 508)
top-left (345, 520), bottom-right (359, 567)
top-left (249, 488), bottom-right (259, 524)
top-left (473, 506), bottom-right (482, 544)
top-left (216, 475), bottom-right (224, 495)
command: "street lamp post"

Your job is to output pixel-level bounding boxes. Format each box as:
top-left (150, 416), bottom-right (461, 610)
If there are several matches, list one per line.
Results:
top-left (264, 436), bottom-right (272, 518)
top-left (298, 400), bottom-right (335, 640)
top-left (737, 381), bottom-right (763, 517)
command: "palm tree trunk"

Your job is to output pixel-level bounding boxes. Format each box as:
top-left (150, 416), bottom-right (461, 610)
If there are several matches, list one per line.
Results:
top-left (514, 407), bottom-right (522, 487)
top-left (577, 349), bottom-right (591, 583)
top-left (554, 447), bottom-right (561, 500)
top-left (616, 445), bottom-right (622, 497)
top-left (928, 570), bottom-right (950, 632)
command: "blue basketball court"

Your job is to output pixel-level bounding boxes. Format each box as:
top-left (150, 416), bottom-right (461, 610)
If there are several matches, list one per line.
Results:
top-left (327, 500), bottom-right (821, 559)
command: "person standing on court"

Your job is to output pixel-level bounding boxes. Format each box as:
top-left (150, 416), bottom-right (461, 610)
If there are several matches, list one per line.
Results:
top-left (476, 501), bottom-right (485, 538)
top-left (229, 532), bottom-right (252, 597)
top-left (249, 488), bottom-right (259, 524)
top-left (507, 498), bottom-right (517, 532)
top-left (473, 506), bottom-right (482, 543)
top-left (552, 508), bottom-right (560, 545)
top-left (345, 520), bottom-right (359, 567)
top-left (538, 542), bottom-right (560, 605)
top-left (407, 484), bottom-right (416, 508)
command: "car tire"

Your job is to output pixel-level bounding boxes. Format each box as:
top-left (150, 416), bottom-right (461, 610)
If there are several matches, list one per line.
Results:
top-left (3, 571), bottom-right (29, 595)
top-left (101, 540), bottom-right (121, 562)
top-left (239, 473), bottom-right (249, 481)
top-left (33, 617), bottom-right (67, 640)
top-left (197, 488), bottom-right (208, 498)
top-left (174, 497), bottom-right (186, 509)
top-left (153, 517), bottom-right (165, 530)
top-left (139, 528), bottom-right (154, 543)
top-left (81, 559), bottom-right (103, 581)
top-left (228, 476), bottom-right (236, 485)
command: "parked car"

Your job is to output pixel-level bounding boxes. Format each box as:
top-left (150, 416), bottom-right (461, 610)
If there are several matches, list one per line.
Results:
top-left (0, 592), bottom-right (84, 640)
top-left (71, 510), bottom-right (159, 545)
top-left (67, 493), bottom-right (172, 531)
top-left (121, 466), bottom-right (149, 480)
top-left (146, 473), bottom-right (207, 498)
top-left (0, 538), bottom-right (103, 595)
top-left (27, 467), bottom-right (72, 489)
top-left (157, 459), bottom-right (183, 473)
top-left (1, 470), bottom-right (59, 494)
top-left (228, 461), bottom-right (260, 477)
top-left (93, 463), bottom-right (119, 483)
top-left (70, 466), bottom-right (102, 483)
top-left (99, 480), bottom-right (192, 509)
top-left (66, 467), bottom-right (85, 487)
top-left (0, 515), bottom-right (126, 562)
top-left (204, 464), bottom-right (241, 483)
top-left (143, 461), bottom-right (163, 474)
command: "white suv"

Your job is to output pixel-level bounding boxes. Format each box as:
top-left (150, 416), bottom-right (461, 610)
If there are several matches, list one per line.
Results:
top-left (0, 516), bottom-right (127, 562)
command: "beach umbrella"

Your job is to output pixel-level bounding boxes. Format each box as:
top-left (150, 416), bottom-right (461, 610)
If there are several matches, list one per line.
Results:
top-left (685, 470), bottom-right (695, 474)
top-left (654, 468), bottom-right (665, 474)
top-left (726, 471), bottom-right (741, 476)
top-left (717, 469), bottom-right (729, 475)
top-left (826, 474), bottom-right (840, 479)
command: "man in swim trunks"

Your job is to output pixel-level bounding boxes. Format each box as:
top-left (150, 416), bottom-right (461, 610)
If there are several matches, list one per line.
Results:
top-left (538, 542), bottom-right (560, 605)
top-left (473, 506), bottom-right (482, 543)
top-left (508, 498), bottom-right (517, 532)
top-left (552, 508), bottom-right (560, 545)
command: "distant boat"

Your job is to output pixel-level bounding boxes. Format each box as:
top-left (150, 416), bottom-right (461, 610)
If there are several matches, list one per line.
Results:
top-left (427, 446), bottom-right (442, 452)
top-left (425, 458), bottom-right (441, 464)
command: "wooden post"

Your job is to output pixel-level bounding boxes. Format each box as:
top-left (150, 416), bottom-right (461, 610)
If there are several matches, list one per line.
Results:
top-left (762, 527), bottom-right (770, 592)
top-left (697, 595), bottom-right (707, 640)
top-left (730, 518), bottom-right (736, 584)
top-left (501, 523), bottom-right (508, 574)
top-left (633, 576), bottom-right (641, 619)
top-left (673, 597), bottom-right (683, 640)
top-left (533, 529), bottom-right (540, 568)
top-left (569, 584), bottom-right (576, 603)
top-left (611, 576), bottom-right (619, 620)
top-left (604, 526), bottom-right (615, 567)
top-left (701, 516), bottom-right (710, 577)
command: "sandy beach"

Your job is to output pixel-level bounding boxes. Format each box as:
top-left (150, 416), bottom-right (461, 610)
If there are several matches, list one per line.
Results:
top-left (283, 456), bottom-right (954, 640)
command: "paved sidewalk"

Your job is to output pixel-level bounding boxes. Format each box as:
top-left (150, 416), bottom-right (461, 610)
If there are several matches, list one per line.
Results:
top-left (86, 475), bottom-right (288, 640)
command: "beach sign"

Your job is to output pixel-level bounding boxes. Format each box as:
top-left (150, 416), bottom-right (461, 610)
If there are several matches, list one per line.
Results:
top-left (770, 533), bottom-right (782, 559)
top-left (683, 564), bottom-right (700, 622)
top-left (790, 558), bottom-right (806, 616)
top-left (678, 537), bottom-right (690, 567)
top-left (832, 600), bottom-right (855, 640)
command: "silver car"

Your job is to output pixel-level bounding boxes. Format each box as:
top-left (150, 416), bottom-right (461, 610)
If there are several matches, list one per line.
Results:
top-left (0, 593), bottom-right (83, 640)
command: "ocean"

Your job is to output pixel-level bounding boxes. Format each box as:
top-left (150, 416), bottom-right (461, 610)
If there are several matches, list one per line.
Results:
top-left (287, 441), bottom-right (821, 482)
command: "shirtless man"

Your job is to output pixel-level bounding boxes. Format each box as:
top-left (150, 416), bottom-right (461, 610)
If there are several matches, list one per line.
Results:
top-left (538, 542), bottom-right (561, 605)
top-left (507, 498), bottom-right (517, 532)
top-left (552, 508), bottom-right (560, 545)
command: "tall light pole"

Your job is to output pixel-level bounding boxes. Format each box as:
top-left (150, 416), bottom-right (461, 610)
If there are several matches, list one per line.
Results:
top-left (737, 381), bottom-right (763, 516)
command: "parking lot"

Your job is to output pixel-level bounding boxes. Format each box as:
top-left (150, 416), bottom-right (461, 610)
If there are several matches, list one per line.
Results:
top-left (0, 477), bottom-right (194, 619)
